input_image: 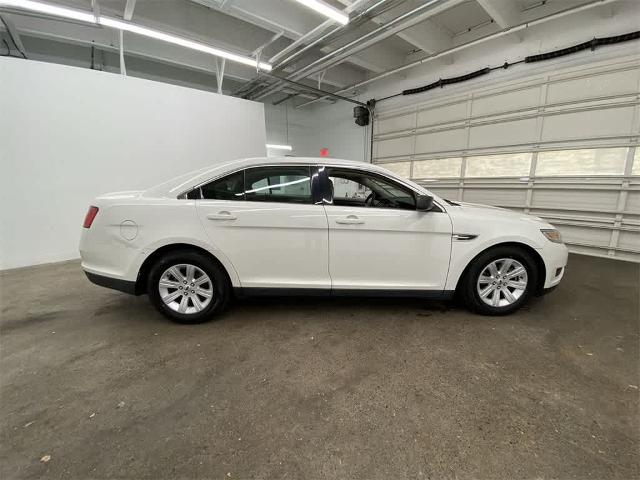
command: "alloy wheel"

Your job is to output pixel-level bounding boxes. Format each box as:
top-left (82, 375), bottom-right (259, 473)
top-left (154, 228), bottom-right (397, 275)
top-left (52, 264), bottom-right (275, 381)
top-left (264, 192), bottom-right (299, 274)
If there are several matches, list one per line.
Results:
top-left (158, 264), bottom-right (214, 314)
top-left (476, 258), bottom-right (528, 307)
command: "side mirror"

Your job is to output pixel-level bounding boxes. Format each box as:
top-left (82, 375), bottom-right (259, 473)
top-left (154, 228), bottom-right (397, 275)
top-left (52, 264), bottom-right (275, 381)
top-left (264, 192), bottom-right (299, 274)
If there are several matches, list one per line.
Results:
top-left (416, 194), bottom-right (434, 211)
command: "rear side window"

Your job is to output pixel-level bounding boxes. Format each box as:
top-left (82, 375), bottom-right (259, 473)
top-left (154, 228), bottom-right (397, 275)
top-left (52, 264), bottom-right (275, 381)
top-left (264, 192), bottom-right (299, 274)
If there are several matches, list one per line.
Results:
top-left (201, 171), bottom-right (244, 200)
top-left (244, 166), bottom-right (311, 204)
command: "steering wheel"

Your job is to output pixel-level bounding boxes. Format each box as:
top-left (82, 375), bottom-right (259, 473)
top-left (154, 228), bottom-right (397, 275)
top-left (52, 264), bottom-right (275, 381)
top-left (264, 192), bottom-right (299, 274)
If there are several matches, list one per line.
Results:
top-left (365, 192), bottom-right (393, 208)
top-left (365, 192), bottom-right (375, 207)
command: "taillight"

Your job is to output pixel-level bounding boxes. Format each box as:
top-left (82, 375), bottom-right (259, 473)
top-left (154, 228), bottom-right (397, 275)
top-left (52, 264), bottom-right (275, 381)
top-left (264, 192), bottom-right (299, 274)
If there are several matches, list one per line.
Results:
top-left (83, 206), bottom-right (99, 228)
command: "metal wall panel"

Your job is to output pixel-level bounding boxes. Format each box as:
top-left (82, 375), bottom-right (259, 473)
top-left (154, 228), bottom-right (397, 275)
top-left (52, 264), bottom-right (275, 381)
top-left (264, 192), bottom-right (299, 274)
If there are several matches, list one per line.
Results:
top-left (472, 86), bottom-right (541, 116)
top-left (417, 102), bottom-right (467, 127)
top-left (376, 113), bottom-right (415, 135)
top-left (469, 118), bottom-right (539, 148)
top-left (541, 107), bottom-right (636, 141)
top-left (546, 69), bottom-right (639, 103)
top-left (416, 128), bottom-right (468, 154)
top-left (376, 136), bottom-right (413, 158)
top-left (373, 56), bottom-right (640, 262)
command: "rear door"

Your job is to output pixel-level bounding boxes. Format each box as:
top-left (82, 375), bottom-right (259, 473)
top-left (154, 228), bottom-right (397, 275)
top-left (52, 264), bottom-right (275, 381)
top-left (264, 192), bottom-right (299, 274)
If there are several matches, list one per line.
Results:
top-left (195, 164), bottom-right (330, 291)
top-left (322, 166), bottom-right (452, 292)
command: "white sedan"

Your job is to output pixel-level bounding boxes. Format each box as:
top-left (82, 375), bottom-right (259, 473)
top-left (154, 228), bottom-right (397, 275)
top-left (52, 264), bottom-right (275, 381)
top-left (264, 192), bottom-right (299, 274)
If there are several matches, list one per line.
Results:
top-left (80, 157), bottom-right (568, 323)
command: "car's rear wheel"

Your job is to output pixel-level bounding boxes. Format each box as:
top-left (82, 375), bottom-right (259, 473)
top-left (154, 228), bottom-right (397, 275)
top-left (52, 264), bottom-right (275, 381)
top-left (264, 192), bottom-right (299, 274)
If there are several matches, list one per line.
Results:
top-left (147, 250), bottom-right (230, 324)
top-left (460, 246), bottom-right (538, 315)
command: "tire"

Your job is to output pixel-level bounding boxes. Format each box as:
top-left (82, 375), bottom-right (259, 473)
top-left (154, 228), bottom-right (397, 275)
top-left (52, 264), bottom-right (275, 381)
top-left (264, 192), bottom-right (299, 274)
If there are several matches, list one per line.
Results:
top-left (147, 250), bottom-right (230, 324)
top-left (460, 245), bottom-right (538, 315)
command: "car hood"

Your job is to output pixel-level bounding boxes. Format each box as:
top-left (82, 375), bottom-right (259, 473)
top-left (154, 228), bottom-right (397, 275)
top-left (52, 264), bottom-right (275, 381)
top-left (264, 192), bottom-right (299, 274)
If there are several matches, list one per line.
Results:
top-left (447, 200), bottom-right (549, 225)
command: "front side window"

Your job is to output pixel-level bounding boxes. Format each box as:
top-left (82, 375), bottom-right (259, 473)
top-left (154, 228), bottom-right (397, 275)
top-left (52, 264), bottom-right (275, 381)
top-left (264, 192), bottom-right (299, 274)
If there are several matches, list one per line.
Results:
top-left (244, 166), bottom-right (312, 204)
top-left (326, 168), bottom-right (416, 210)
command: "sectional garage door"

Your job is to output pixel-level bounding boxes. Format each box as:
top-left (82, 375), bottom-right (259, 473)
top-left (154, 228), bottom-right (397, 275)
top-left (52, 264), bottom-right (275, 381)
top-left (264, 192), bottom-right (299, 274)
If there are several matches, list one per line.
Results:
top-left (373, 55), bottom-right (640, 262)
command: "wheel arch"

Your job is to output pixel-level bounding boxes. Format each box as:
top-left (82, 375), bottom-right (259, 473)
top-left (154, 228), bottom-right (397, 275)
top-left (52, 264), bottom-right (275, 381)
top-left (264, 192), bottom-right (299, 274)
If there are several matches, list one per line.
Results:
top-left (135, 243), bottom-right (235, 295)
top-left (453, 242), bottom-right (547, 294)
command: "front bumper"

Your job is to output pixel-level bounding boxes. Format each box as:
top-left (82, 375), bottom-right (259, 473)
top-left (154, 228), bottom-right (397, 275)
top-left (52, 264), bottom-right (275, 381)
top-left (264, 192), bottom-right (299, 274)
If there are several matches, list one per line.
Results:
top-left (538, 242), bottom-right (569, 289)
top-left (539, 284), bottom-right (559, 296)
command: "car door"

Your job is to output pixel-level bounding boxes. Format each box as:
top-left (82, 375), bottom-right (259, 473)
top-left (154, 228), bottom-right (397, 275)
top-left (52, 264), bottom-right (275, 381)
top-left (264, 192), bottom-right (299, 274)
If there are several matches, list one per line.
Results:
top-left (195, 164), bottom-right (330, 291)
top-left (322, 166), bottom-right (452, 292)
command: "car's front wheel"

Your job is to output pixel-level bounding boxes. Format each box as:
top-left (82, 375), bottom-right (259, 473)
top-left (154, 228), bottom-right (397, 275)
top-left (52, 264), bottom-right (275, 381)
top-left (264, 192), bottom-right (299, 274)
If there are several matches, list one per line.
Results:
top-left (147, 250), bottom-right (230, 324)
top-left (460, 246), bottom-right (538, 315)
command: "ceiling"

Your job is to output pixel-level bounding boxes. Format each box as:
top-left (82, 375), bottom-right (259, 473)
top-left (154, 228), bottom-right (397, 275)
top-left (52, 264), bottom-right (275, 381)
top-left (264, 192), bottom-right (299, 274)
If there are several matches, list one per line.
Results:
top-left (0, 0), bottom-right (624, 106)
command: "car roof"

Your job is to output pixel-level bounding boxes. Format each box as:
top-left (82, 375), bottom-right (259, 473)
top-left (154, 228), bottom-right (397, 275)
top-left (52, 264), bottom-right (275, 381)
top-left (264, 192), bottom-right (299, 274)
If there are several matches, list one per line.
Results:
top-left (143, 156), bottom-right (428, 198)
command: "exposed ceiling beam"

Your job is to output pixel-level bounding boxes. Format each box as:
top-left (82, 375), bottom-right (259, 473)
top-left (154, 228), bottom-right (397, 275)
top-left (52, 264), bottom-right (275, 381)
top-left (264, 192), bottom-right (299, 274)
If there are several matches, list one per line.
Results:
top-left (396, 19), bottom-right (452, 54)
top-left (368, 7), bottom-right (453, 55)
top-left (2, 13), bottom-right (255, 81)
top-left (189, 0), bottom-right (387, 74)
top-left (281, 59), bottom-right (361, 89)
top-left (275, 0), bottom-right (399, 74)
top-left (295, 0), bottom-right (625, 108)
top-left (268, 0), bottom-right (370, 65)
top-left (476, 0), bottom-right (522, 28)
top-left (189, 0), bottom-right (307, 39)
top-left (226, 4), bottom-right (306, 39)
top-left (91, 0), bottom-right (100, 19)
top-left (320, 40), bottom-right (407, 73)
top-left (252, 0), bottom-right (466, 101)
top-left (123, 0), bottom-right (136, 21)
top-left (290, 0), bottom-right (466, 78)
top-left (1, 12), bottom-right (332, 103)
top-left (252, 30), bottom-right (284, 57)
top-left (120, 0), bottom-right (136, 75)
top-left (339, 53), bottom-right (384, 73)
top-left (215, 57), bottom-right (225, 93)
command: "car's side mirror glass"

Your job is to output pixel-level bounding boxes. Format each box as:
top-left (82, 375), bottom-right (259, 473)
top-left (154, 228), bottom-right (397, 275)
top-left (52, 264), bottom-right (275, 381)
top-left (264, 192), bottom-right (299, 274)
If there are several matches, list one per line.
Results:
top-left (416, 194), bottom-right (434, 211)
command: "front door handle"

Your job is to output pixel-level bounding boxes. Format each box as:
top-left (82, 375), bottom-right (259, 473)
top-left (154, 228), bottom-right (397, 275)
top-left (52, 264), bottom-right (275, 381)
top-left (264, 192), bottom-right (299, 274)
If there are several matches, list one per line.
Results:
top-left (335, 215), bottom-right (364, 225)
top-left (207, 211), bottom-right (237, 221)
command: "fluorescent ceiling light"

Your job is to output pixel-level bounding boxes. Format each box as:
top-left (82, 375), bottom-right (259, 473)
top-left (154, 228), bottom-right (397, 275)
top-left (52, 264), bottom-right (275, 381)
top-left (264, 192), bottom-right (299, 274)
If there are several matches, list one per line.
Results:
top-left (292, 0), bottom-right (349, 25)
top-left (98, 17), bottom-right (272, 70)
top-left (0, 0), bottom-right (272, 71)
top-left (266, 144), bottom-right (293, 151)
top-left (0, 0), bottom-right (95, 21)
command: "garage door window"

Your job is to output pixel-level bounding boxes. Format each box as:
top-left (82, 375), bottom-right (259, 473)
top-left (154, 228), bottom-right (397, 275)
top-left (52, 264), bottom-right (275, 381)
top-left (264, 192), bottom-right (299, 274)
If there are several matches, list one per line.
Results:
top-left (380, 161), bottom-right (411, 178)
top-left (537, 148), bottom-right (628, 176)
top-left (466, 153), bottom-right (532, 178)
top-left (244, 166), bottom-right (312, 204)
top-left (413, 157), bottom-right (462, 179)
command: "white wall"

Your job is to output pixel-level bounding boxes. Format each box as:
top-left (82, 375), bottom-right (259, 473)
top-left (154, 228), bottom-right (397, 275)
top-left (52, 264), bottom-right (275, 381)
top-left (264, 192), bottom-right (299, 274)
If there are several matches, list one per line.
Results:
top-left (0, 57), bottom-right (266, 270)
top-left (265, 101), bottom-right (369, 161)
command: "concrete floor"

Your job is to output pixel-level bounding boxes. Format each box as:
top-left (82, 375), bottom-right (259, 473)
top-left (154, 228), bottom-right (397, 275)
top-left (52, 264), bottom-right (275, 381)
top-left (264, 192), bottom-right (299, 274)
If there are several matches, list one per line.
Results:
top-left (0, 254), bottom-right (638, 479)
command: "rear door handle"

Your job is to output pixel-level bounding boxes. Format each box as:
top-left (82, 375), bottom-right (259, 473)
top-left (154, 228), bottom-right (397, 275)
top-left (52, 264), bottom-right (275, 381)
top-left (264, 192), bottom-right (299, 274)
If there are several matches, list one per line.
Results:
top-left (335, 215), bottom-right (364, 225)
top-left (207, 211), bottom-right (237, 221)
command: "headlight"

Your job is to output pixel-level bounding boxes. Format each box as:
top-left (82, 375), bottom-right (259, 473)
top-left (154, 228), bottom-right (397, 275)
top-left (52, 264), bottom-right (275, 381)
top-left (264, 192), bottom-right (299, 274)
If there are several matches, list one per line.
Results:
top-left (541, 228), bottom-right (563, 243)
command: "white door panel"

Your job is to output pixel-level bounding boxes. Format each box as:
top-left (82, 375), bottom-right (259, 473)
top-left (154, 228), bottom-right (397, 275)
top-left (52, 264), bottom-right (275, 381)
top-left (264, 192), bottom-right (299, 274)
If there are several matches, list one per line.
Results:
top-left (324, 205), bottom-right (452, 290)
top-left (197, 200), bottom-right (329, 289)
